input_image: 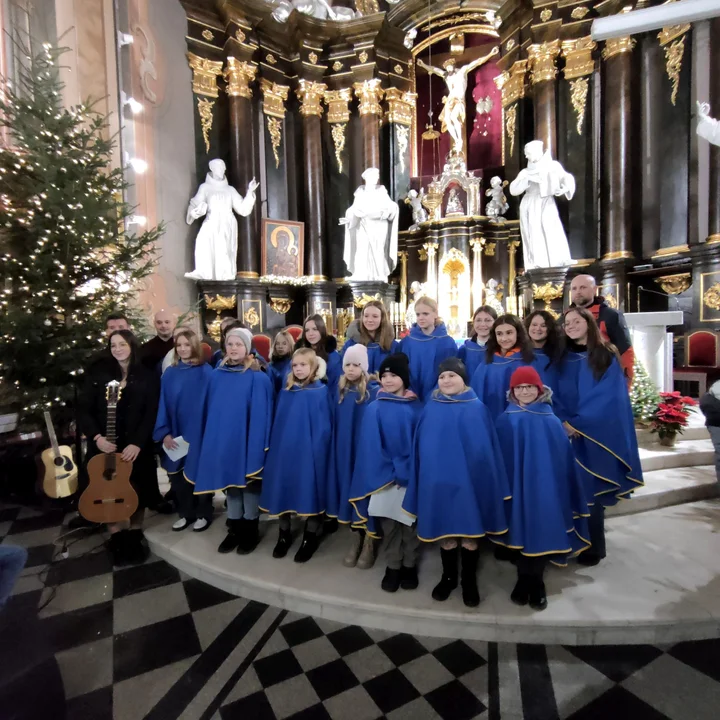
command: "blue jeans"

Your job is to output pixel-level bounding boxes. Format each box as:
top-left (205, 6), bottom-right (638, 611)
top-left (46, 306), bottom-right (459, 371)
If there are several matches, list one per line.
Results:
top-left (0, 545), bottom-right (28, 607)
top-left (226, 487), bottom-right (260, 520)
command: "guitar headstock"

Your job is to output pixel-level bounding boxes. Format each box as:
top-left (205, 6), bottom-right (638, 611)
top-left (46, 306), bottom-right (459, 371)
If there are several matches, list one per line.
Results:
top-left (106, 380), bottom-right (122, 407)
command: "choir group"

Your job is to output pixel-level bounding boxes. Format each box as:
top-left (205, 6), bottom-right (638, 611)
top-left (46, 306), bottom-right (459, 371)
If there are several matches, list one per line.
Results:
top-left (89, 295), bottom-right (644, 613)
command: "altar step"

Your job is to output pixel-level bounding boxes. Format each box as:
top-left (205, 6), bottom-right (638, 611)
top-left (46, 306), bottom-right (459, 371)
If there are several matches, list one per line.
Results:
top-left (144, 499), bottom-right (720, 646)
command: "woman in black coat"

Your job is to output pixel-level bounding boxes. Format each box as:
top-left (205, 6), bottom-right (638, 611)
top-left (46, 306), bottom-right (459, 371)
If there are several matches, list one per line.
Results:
top-left (78, 330), bottom-right (160, 564)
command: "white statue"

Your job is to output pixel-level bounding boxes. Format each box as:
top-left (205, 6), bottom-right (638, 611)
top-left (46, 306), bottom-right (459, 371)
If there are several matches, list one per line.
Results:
top-left (485, 278), bottom-right (504, 315)
top-left (185, 159), bottom-right (258, 281)
top-left (697, 101), bottom-right (720, 147)
top-left (341, 167), bottom-right (399, 282)
top-left (404, 280), bottom-right (425, 328)
top-left (509, 140), bottom-right (575, 270)
top-left (445, 188), bottom-right (464, 216)
top-left (269, 0), bottom-right (357, 22)
top-left (417, 46), bottom-right (499, 155)
top-left (486, 176), bottom-right (509, 222)
top-left (404, 188), bottom-right (428, 229)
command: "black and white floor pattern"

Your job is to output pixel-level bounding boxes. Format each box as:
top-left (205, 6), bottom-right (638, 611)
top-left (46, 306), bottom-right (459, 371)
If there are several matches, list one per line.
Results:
top-left (1, 501), bottom-right (719, 720)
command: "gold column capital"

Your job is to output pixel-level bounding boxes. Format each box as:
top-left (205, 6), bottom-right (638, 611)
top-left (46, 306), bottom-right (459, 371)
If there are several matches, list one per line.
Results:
top-left (384, 87), bottom-right (417, 125)
top-left (561, 36), bottom-right (597, 79)
top-left (324, 88), bottom-right (353, 123)
top-left (224, 57), bottom-right (257, 99)
top-left (354, 78), bottom-right (384, 116)
top-left (602, 36), bottom-right (636, 60)
top-left (527, 40), bottom-right (561, 85)
top-left (297, 79), bottom-right (327, 117)
top-left (260, 79), bottom-right (290, 118)
top-left (494, 59), bottom-right (527, 108)
top-left (507, 240), bottom-right (521, 252)
top-left (187, 53), bottom-right (223, 97)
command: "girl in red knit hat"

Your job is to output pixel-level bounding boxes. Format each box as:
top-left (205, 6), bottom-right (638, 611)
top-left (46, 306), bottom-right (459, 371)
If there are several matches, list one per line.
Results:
top-left (495, 365), bottom-right (591, 611)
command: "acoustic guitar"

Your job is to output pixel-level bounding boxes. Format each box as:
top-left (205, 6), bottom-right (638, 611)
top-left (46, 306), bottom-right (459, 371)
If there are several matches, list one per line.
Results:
top-left (79, 380), bottom-right (139, 524)
top-left (41, 411), bottom-right (78, 498)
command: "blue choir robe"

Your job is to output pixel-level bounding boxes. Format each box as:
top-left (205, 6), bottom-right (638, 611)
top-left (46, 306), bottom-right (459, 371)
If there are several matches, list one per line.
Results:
top-left (398, 323), bottom-right (457, 403)
top-left (471, 349), bottom-right (532, 420)
top-left (267, 356), bottom-right (292, 395)
top-left (342, 338), bottom-right (400, 375)
top-left (495, 400), bottom-right (591, 565)
top-left (457, 339), bottom-right (488, 380)
top-left (152, 361), bottom-right (213, 475)
top-left (327, 380), bottom-right (380, 523)
top-left (349, 391), bottom-right (421, 536)
top-left (403, 389), bottom-right (510, 543)
top-left (326, 350), bottom-right (343, 399)
top-left (188, 366), bottom-right (273, 494)
top-left (562, 354), bottom-right (644, 506)
top-left (260, 381), bottom-right (333, 517)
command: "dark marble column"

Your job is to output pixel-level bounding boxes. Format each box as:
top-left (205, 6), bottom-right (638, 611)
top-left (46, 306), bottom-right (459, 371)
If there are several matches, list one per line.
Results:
top-left (601, 37), bottom-right (635, 260)
top-left (354, 79), bottom-right (384, 171)
top-left (383, 89), bottom-right (416, 205)
top-left (224, 58), bottom-right (260, 277)
top-left (527, 41), bottom-right (560, 159)
top-left (297, 80), bottom-right (328, 279)
top-left (709, 17), bottom-right (720, 242)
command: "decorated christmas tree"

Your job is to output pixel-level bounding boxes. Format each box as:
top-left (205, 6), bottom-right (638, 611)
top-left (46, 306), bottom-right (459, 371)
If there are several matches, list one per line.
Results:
top-left (630, 356), bottom-right (661, 424)
top-left (0, 44), bottom-right (161, 423)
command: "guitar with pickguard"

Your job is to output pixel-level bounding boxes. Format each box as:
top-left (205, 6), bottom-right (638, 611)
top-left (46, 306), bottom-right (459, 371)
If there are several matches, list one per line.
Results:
top-left (41, 411), bottom-right (78, 498)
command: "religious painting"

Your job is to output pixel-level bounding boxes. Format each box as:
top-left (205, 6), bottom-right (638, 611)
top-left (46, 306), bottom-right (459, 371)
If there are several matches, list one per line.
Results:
top-left (261, 219), bottom-right (304, 278)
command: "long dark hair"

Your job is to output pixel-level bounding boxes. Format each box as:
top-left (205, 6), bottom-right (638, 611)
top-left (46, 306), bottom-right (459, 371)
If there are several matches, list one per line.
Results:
top-left (470, 305), bottom-right (498, 342)
top-left (358, 300), bottom-right (395, 351)
top-left (563, 307), bottom-right (619, 379)
top-left (107, 329), bottom-right (142, 376)
top-left (298, 314), bottom-right (330, 360)
top-left (525, 310), bottom-right (564, 367)
top-left (485, 314), bottom-right (534, 363)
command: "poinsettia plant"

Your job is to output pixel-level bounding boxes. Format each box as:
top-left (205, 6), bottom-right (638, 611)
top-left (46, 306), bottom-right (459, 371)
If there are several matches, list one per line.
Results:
top-left (650, 391), bottom-right (697, 439)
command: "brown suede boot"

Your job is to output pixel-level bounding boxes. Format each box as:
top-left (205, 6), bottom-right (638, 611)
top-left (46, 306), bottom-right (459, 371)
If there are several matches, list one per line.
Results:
top-left (343, 531), bottom-right (363, 568)
top-left (356, 534), bottom-right (376, 570)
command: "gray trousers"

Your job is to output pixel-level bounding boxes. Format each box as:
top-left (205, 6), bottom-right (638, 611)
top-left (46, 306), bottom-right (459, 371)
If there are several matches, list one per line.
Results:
top-left (708, 426), bottom-right (720, 484)
top-left (382, 518), bottom-right (420, 570)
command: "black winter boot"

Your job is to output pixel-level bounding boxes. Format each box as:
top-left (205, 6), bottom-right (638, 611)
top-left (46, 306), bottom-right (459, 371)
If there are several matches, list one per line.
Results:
top-left (237, 518), bottom-right (260, 555)
top-left (294, 530), bottom-right (320, 563)
top-left (460, 547), bottom-right (481, 608)
top-left (510, 575), bottom-right (530, 606)
top-left (381, 567), bottom-right (401, 593)
top-left (273, 528), bottom-right (293, 558)
top-left (432, 547), bottom-right (459, 602)
top-left (528, 578), bottom-right (548, 611)
top-left (125, 529), bottom-right (150, 565)
top-left (107, 531), bottom-right (130, 567)
top-left (218, 519), bottom-right (242, 554)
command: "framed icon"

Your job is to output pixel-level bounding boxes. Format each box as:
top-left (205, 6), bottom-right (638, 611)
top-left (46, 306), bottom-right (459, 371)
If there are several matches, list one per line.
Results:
top-left (261, 219), bottom-right (304, 278)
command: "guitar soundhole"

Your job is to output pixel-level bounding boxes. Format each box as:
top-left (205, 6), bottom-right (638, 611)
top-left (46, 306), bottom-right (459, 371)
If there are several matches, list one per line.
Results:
top-left (63, 459), bottom-right (74, 471)
top-left (54, 457), bottom-right (64, 467)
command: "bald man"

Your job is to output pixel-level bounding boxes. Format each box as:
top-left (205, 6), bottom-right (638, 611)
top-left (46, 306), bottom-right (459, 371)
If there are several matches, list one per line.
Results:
top-left (569, 274), bottom-right (634, 383)
top-left (141, 309), bottom-right (177, 371)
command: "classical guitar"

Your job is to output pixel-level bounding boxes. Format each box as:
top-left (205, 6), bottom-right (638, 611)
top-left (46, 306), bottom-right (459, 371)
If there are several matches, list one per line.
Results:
top-left (41, 411), bottom-right (78, 499)
top-left (79, 380), bottom-right (139, 524)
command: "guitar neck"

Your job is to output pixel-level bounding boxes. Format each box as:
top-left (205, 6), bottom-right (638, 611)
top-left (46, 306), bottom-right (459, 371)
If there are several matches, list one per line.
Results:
top-left (106, 405), bottom-right (117, 446)
top-left (43, 411), bottom-right (61, 458)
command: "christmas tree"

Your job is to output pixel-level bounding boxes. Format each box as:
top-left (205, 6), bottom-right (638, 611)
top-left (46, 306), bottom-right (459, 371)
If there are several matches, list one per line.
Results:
top-left (630, 356), bottom-right (661, 423)
top-left (0, 44), bottom-right (161, 423)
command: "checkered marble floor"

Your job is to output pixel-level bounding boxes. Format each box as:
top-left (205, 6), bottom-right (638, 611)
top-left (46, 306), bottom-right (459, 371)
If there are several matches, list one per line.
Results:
top-left (2, 501), bottom-right (720, 720)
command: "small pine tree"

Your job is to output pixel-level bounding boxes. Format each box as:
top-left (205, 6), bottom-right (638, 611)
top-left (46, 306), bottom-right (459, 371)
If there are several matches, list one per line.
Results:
top-left (0, 43), bottom-right (161, 423)
top-left (630, 356), bottom-right (661, 423)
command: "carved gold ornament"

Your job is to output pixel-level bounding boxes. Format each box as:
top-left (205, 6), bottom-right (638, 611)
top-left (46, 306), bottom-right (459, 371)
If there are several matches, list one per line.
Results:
top-left (704, 283), bottom-right (720, 311)
top-left (562, 36), bottom-right (596, 79)
top-left (197, 97), bottom-right (215, 153)
top-left (260, 79), bottom-right (290, 118)
top-left (527, 40), bottom-right (560, 84)
top-left (602, 36), bottom-right (635, 61)
top-left (358, 50), bottom-right (369, 64)
top-left (332, 61), bottom-right (343, 71)
top-left (204, 294), bottom-right (237, 342)
top-left (571, 6), bottom-right (590, 20)
top-left (356, 0), bottom-right (380, 13)
top-left (532, 282), bottom-right (564, 313)
top-left (540, 8), bottom-right (552, 22)
top-left (394, 64), bottom-right (404, 75)
top-left (266, 54), bottom-right (277, 65)
top-left (354, 78), bottom-right (384, 116)
top-left (494, 59), bottom-right (527, 108)
top-left (309, 52), bottom-right (318, 65)
top-left (506, 39), bottom-right (516, 52)
top-left (235, 28), bottom-right (246, 43)
top-left (331, 123), bottom-right (347, 173)
top-left (385, 88), bottom-right (416, 126)
top-left (267, 116), bottom-right (283, 169)
top-left (324, 88), bottom-right (352, 123)
top-left (505, 104), bottom-right (517, 157)
top-left (569, 77), bottom-right (589, 135)
top-left (395, 125), bottom-right (409, 174)
top-left (243, 306), bottom-right (260, 329)
top-left (418, 247), bottom-right (428, 262)
top-left (224, 58), bottom-right (257, 99)
top-left (297, 79), bottom-right (327, 117)
top-left (353, 293), bottom-right (381, 309)
top-left (605, 293), bottom-right (618, 309)
top-left (202, 29), bottom-right (214, 42)
top-left (269, 297), bottom-right (293, 315)
top-left (484, 242), bottom-right (497, 256)
top-left (187, 53), bottom-right (223, 97)
top-left (658, 23), bottom-right (690, 106)
top-left (655, 273), bottom-right (691, 295)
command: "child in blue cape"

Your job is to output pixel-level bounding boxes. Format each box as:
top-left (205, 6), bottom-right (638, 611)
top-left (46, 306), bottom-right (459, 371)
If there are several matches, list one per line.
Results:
top-left (260, 348), bottom-right (333, 564)
top-left (496, 366), bottom-right (591, 611)
top-left (189, 328), bottom-right (274, 555)
top-left (399, 296), bottom-right (457, 403)
top-left (267, 330), bottom-right (293, 394)
top-left (327, 344), bottom-right (380, 570)
top-left (471, 314), bottom-right (535, 420)
top-left (525, 310), bottom-right (565, 401)
top-left (404, 358), bottom-right (510, 608)
top-left (341, 300), bottom-right (400, 374)
top-left (350, 353), bottom-right (422, 593)
top-left (458, 305), bottom-right (497, 380)
top-left (153, 330), bottom-right (214, 532)
top-left (295, 314), bottom-right (342, 399)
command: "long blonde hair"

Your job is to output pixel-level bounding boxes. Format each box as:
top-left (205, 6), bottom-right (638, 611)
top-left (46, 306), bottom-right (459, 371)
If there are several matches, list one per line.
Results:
top-left (285, 348), bottom-right (320, 390)
top-left (172, 329), bottom-right (203, 366)
top-left (338, 371), bottom-right (377, 404)
top-left (415, 296), bottom-right (442, 327)
top-left (271, 330), bottom-right (294, 362)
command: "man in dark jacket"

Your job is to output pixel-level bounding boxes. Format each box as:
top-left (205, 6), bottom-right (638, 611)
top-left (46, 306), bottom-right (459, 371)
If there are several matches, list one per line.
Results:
top-left (570, 274), bottom-right (635, 384)
top-left (141, 309), bottom-right (176, 371)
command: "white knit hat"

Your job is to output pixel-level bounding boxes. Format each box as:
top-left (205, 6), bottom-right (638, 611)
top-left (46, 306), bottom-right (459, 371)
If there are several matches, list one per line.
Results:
top-left (343, 344), bottom-right (369, 373)
top-left (225, 327), bottom-right (253, 355)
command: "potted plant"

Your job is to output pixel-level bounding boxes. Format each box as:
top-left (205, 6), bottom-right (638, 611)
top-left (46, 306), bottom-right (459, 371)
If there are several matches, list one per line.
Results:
top-left (650, 391), bottom-right (697, 446)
